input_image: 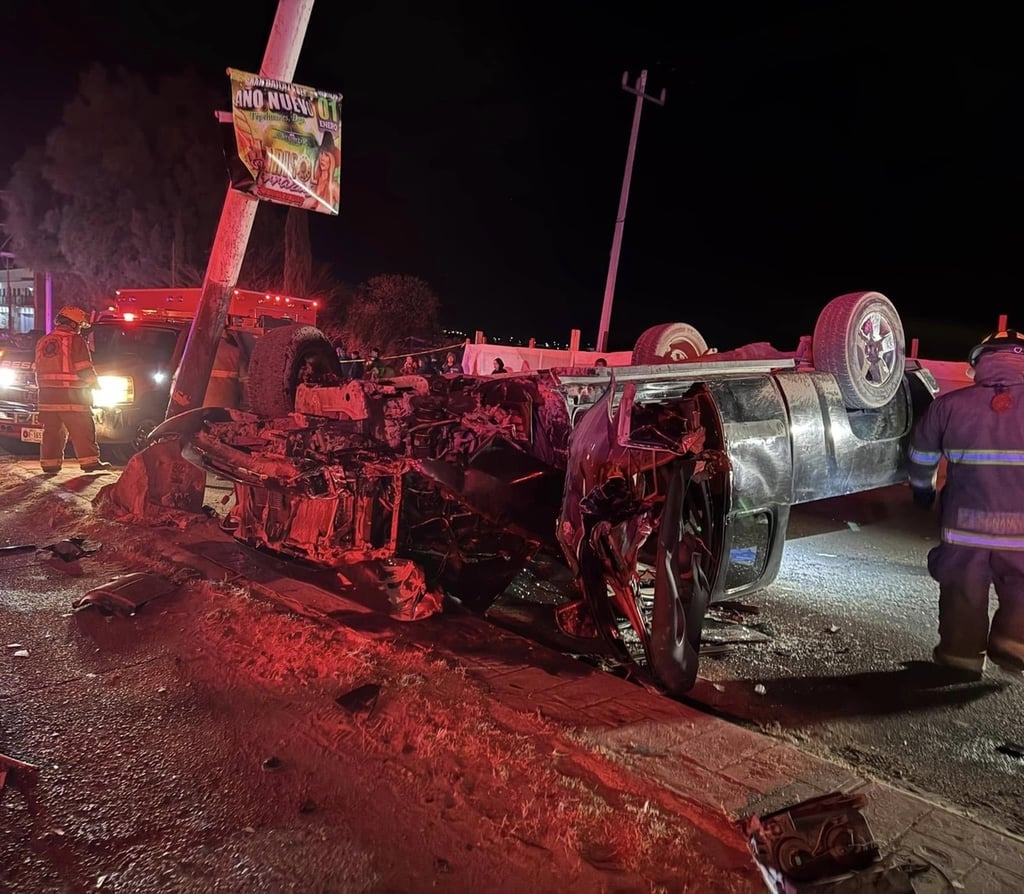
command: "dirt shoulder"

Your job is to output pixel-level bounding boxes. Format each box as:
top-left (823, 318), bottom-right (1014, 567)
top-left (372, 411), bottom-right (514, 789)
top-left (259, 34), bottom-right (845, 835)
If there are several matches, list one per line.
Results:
top-left (0, 458), bottom-right (760, 893)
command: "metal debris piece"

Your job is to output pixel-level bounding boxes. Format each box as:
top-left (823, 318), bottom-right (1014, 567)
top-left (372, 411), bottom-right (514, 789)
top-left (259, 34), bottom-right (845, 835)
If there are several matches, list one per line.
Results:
top-left (41, 537), bottom-right (102, 562)
top-left (713, 600), bottom-right (761, 615)
top-left (0, 544), bottom-right (36, 555)
top-left (745, 791), bottom-right (880, 892)
top-left (0, 752), bottom-right (40, 799)
top-left (12, 650), bottom-right (29, 658)
top-left (335, 682), bottom-right (381, 717)
top-left (699, 643), bottom-right (737, 657)
top-left (72, 572), bottom-right (179, 616)
top-left (703, 616), bottom-right (772, 645)
top-left (996, 742), bottom-right (1024, 759)
top-left (754, 683), bottom-right (767, 695)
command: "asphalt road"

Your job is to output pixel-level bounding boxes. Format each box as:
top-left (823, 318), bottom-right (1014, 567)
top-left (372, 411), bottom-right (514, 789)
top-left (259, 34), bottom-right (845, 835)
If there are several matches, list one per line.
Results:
top-left (685, 483), bottom-right (1024, 839)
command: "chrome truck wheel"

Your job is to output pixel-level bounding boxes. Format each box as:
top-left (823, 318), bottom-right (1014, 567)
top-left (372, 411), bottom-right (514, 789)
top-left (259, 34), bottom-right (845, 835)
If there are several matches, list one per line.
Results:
top-left (812, 291), bottom-right (905, 409)
top-left (631, 322), bottom-right (709, 365)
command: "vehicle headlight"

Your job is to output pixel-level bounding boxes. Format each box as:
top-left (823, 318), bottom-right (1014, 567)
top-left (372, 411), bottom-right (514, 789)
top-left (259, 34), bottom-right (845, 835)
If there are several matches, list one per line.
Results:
top-left (93, 375), bottom-right (135, 408)
top-left (0, 368), bottom-right (15, 389)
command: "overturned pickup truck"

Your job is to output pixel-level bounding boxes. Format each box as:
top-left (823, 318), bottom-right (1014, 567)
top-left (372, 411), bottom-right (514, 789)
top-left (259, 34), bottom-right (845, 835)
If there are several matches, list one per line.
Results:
top-left (153, 291), bottom-right (937, 694)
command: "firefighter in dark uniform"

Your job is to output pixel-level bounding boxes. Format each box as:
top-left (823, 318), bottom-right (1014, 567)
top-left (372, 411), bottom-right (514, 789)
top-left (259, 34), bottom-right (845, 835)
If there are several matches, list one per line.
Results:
top-left (34, 305), bottom-right (111, 475)
top-left (908, 329), bottom-right (1024, 675)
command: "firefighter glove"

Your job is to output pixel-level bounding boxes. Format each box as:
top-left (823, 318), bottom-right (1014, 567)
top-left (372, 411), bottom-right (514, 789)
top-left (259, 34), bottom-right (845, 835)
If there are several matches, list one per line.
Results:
top-left (912, 486), bottom-right (936, 510)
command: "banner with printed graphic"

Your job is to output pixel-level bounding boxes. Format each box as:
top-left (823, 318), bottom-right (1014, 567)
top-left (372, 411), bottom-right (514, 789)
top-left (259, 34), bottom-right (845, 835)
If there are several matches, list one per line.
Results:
top-left (226, 69), bottom-right (342, 215)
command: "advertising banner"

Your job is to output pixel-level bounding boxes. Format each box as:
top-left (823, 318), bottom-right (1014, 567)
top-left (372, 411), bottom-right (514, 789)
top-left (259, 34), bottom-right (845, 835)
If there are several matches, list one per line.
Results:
top-left (227, 69), bottom-right (342, 215)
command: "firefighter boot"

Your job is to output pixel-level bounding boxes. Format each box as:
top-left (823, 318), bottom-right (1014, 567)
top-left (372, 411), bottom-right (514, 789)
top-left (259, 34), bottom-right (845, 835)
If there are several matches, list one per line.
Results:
top-left (81, 461), bottom-right (112, 473)
top-left (934, 585), bottom-right (988, 674)
top-left (988, 595), bottom-right (1024, 673)
top-left (987, 637), bottom-right (1024, 674)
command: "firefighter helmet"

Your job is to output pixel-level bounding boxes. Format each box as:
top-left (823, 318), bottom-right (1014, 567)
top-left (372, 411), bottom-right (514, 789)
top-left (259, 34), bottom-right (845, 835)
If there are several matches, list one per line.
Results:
top-left (56, 306), bottom-right (91, 330)
top-left (969, 329), bottom-right (1024, 366)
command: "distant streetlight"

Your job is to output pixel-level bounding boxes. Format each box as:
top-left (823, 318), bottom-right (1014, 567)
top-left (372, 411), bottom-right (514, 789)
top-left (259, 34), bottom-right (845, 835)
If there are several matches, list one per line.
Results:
top-left (596, 70), bottom-right (666, 354)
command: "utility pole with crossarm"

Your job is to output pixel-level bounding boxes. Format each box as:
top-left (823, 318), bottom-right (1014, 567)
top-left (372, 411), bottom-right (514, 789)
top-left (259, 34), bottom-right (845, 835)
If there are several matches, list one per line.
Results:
top-left (596, 70), bottom-right (666, 354)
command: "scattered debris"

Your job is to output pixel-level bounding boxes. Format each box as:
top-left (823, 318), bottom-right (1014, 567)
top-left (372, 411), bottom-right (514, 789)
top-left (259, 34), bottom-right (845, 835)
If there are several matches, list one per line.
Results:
top-left (11, 649), bottom-right (29, 658)
top-left (72, 572), bottom-right (179, 616)
top-left (0, 543), bottom-right (36, 555)
top-left (745, 791), bottom-right (880, 891)
top-left (262, 756), bottom-right (283, 772)
top-left (335, 682), bottom-right (381, 717)
top-left (37, 537), bottom-right (102, 577)
top-left (846, 521), bottom-right (861, 532)
top-left (754, 684), bottom-right (767, 695)
top-left (825, 625), bottom-right (840, 634)
top-left (996, 742), bottom-right (1024, 759)
top-left (699, 643), bottom-right (738, 657)
top-left (712, 600), bottom-right (761, 615)
top-left (703, 616), bottom-right (772, 645)
top-left (42, 537), bottom-right (102, 562)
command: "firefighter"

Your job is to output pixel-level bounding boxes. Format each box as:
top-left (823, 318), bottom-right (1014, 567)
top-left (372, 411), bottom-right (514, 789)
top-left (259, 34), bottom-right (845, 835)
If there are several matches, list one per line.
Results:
top-left (34, 306), bottom-right (111, 475)
top-left (203, 331), bottom-right (243, 409)
top-left (908, 329), bottom-right (1024, 675)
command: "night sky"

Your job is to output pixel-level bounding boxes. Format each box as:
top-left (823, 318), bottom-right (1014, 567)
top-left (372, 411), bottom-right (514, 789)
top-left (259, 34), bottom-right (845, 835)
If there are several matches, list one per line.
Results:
top-left (3, 1), bottom-right (1022, 355)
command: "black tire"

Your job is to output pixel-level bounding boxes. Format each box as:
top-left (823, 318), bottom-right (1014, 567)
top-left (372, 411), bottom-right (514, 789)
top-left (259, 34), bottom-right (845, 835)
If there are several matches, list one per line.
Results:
top-left (245, 325), bottom-right (342, 417)
top-left (812, 291), bottom-right (905, 409)
top-left (648, 463), bottom-right (716, 695)
top-left (632, 323), bottom-right (708, 365)
top-left (129, 417), bottom-right (163, 455)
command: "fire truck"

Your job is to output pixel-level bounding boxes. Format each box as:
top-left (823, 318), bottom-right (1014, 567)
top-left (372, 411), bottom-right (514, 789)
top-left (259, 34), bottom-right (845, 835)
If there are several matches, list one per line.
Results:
top-left (0, 287), bottom-right (318, 461)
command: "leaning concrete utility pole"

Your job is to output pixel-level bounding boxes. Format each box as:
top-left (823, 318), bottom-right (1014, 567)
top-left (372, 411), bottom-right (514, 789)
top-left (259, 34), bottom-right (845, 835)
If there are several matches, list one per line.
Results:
top-left (165, 0), bottom-right (315, 419)
top-left (595, 70), bottom-right (666, 354)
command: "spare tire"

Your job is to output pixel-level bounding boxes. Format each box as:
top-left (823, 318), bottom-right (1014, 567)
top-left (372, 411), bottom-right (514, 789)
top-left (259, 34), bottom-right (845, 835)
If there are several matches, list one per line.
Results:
top-left (812, 291), bottom-right (905, 410)
top-left (245, 324), bottom-right (342, 417)
top-left (632, 323), bottom-right (709, 365)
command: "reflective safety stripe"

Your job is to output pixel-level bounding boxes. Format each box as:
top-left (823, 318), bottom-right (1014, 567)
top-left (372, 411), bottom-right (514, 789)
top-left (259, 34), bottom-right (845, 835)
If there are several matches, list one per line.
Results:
top-left (946, 449), bottom-right (1024, 465)
top-left (908, 446), bottom-right (942, 463)
top-left (37, 403), bottom-right (93, 412)
top-left (37, 374), bottom-right (86, 385)
top-left (209, 370), bottom-right (236, 378)
top-left (943, 527), bottom-right (1024, 550)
